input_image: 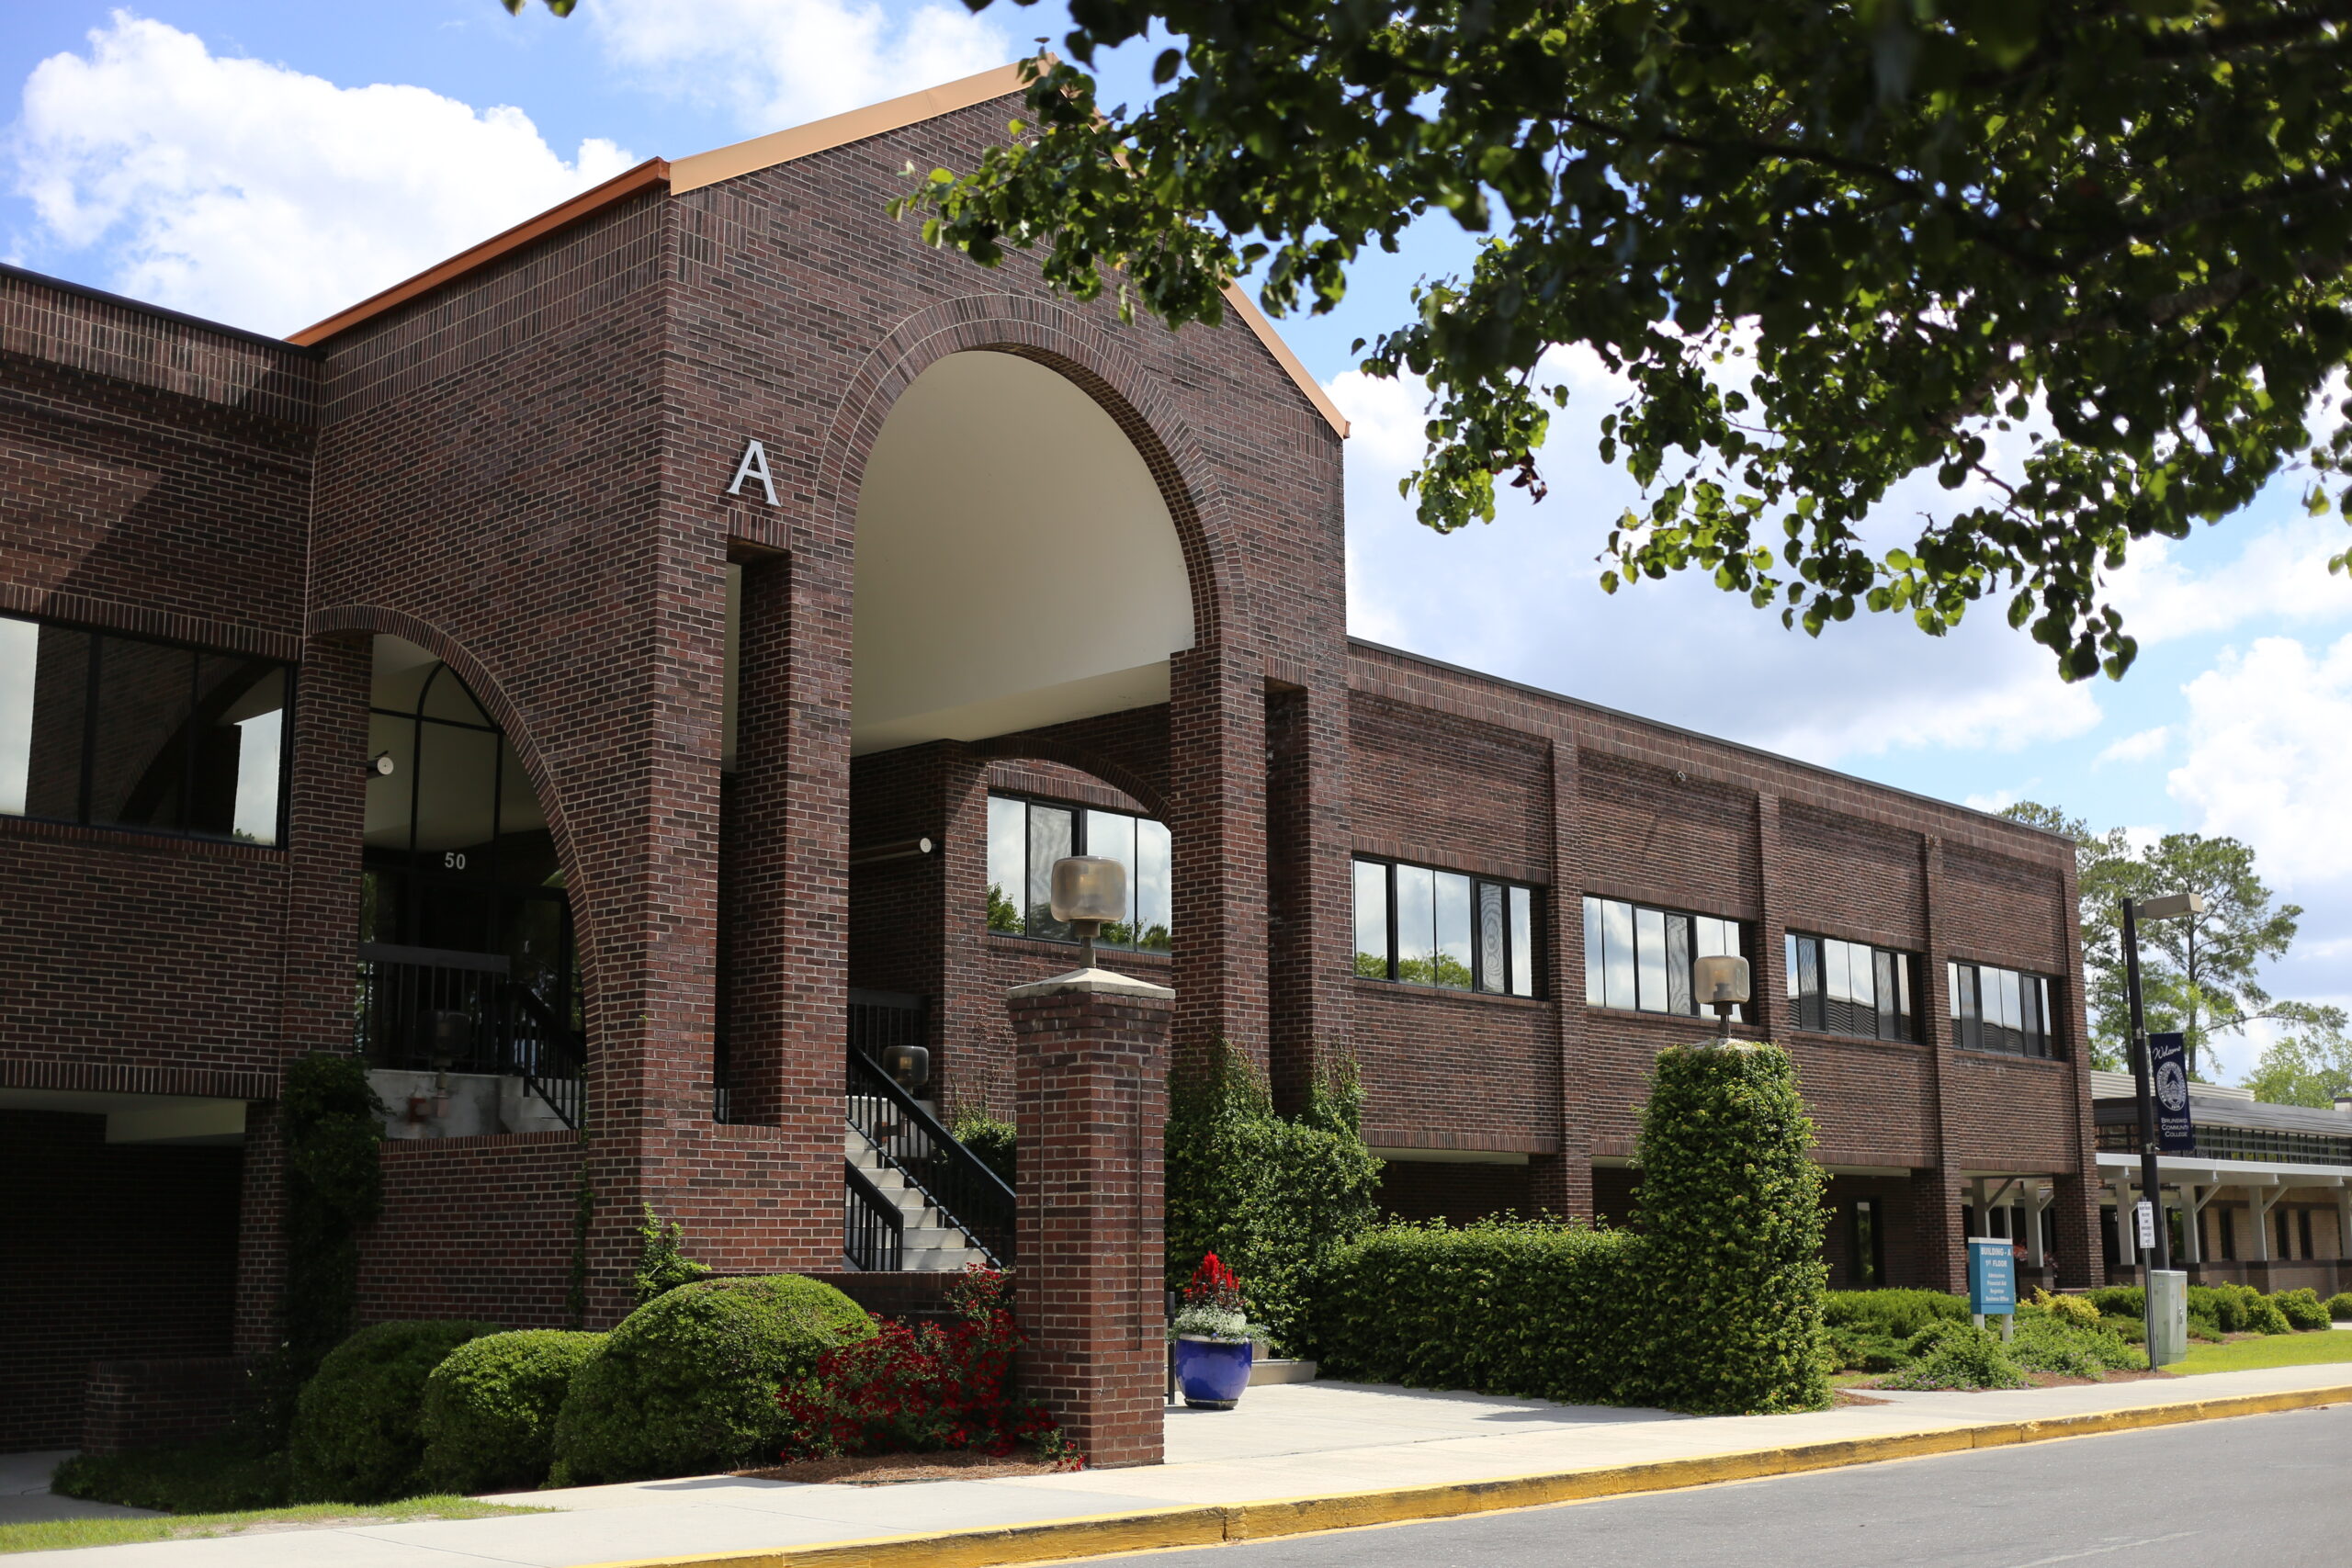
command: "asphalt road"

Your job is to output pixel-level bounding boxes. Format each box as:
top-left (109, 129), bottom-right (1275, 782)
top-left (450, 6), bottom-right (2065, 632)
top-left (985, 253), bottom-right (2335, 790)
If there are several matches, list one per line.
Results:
top-left (1070, 1404), bottom-right (2352, 1568)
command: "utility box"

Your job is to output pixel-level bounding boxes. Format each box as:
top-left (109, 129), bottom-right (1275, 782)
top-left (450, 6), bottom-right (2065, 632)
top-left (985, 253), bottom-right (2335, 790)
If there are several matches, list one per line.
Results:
top-left (2147, 1269), bottom-right (2188, 1368)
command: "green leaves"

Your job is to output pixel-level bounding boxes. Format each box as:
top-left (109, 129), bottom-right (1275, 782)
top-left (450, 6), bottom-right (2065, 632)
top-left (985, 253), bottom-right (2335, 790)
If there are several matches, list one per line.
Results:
top-left (888, 0), bottom-right (2352, 680)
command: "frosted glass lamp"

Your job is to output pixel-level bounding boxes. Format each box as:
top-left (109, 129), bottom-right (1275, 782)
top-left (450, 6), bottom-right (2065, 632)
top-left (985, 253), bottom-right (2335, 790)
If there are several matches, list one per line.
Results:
top-left (1051, 855), bottom-right (1128, 965)
top-left (1693, 953), bottom-right (1750, 1037)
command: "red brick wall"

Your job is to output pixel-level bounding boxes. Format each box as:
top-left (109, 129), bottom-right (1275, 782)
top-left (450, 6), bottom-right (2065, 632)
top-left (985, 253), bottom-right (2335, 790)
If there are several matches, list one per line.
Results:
top-left (0, 1111), bottom-right (242, 1450)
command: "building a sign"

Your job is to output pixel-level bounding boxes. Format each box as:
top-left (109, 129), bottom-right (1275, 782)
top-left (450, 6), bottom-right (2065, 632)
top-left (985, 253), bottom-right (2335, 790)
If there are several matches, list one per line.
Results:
top-left (1968, 1235), bottom-right (2018, 1331)
top-left (2149, 1031), bottom-right (2196, 1152)
top-left (727, 438), bottom-right (779, 506)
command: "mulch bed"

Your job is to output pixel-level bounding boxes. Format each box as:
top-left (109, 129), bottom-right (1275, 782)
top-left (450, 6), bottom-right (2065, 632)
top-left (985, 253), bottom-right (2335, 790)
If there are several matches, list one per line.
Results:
top-left (735, 1450), bottom-right (1078, 1487)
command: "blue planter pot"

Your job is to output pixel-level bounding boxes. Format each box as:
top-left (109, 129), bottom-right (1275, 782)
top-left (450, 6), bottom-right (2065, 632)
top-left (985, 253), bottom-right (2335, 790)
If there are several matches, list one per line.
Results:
top-left (1173, 1336), bottom-right (1254, 1409)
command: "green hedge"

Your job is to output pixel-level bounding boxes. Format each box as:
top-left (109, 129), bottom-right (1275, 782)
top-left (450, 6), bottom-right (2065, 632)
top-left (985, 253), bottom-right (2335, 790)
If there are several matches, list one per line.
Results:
top-left (1634, 1042), bottom-right (1828, 1414)
top-left (1315, 1219), bottom-right (1645, 1401)
top-left (421, 1330), bottom-right (605, 1495)
top-left (548, 1275), bottom-right (872, 1485)
top-left (1823, 1290), bottom-right (1972, 1339)
top-left (288, 1320), bottom-right (502, 1503)
top-left (1320, 1042), bottom-right (1828, 1416)
top-left (1166, 1044), bottom-right (1383, 1354)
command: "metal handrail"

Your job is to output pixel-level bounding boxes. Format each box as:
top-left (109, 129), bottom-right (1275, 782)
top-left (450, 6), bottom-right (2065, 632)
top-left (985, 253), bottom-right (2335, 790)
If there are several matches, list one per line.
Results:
top-left (355, 952), bottom-right (585, 1131)
top-left (844, 1050), bottom-right (1015, 1265)
top-left (843, 1158), bottom-right (905, 1271)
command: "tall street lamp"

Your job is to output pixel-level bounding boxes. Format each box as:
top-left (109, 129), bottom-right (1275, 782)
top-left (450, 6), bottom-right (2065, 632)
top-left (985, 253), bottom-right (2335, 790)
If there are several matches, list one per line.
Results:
top-left (2122, 890), bottom-right (2204, 1280)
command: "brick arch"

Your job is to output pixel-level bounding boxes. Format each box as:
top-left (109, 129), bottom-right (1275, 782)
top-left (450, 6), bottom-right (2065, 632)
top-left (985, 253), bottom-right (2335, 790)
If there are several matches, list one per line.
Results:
top-left (815, 294), bottom-right (1236, 648)
top-left (970, 739), bottom-right (1170, 825)
top-left (306, 605), bottom-right (604, 1041)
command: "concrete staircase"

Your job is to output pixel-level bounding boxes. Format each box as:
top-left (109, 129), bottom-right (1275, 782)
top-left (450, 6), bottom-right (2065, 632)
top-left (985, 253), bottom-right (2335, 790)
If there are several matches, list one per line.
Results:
top-left (844, 1120), bottom-right (989, 1272)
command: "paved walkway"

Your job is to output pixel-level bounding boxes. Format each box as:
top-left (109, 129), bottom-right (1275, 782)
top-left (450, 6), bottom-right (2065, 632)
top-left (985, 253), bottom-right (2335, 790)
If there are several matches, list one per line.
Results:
top-left (13, 1363), bottom-right (2352, 1564)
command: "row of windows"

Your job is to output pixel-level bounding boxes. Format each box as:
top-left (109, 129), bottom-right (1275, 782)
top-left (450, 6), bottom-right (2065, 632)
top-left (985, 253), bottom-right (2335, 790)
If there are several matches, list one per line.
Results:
top-left (1950, 960), bottom-right (2057, 1058)
top-left (1354, 858), bottom-right (1539, 996)
top-left (1581, 897), bottom-right (1744, 1020)
top-left (1786, 933), bottom-right (1918, 1043)
top-left (986, 793), bottom-right (1172, 950)
top-left (0, 615), bottom-right (289, 845)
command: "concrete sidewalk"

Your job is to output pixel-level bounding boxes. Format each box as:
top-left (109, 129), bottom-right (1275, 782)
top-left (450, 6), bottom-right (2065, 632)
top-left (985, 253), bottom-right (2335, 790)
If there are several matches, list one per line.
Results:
top-left (15, 1364), bottom-right (2352, 1564)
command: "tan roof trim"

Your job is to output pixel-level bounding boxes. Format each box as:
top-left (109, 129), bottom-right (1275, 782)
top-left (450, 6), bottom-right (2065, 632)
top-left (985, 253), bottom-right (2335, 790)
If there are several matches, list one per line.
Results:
top-left (287, 158), bottom-right (672, 346)
top-left (1219, 286), bottom-right (1349, 437)
top-left (283, 66), bottom-right (1346, 436)
top-left (668, 62), bottom-right (1033, 195)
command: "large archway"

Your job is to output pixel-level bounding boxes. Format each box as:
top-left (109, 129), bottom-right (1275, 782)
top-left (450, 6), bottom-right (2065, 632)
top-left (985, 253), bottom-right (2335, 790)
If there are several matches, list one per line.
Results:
top-left (848, 351), bottom-right (1196, 755)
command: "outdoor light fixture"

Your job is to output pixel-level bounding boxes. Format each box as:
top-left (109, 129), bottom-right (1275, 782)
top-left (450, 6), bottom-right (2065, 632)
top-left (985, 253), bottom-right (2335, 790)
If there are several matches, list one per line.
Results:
top-left (1050, 854), bottom-right (1128, 967)
top-left (370, 751), bottom-right (396, 776)
top-left (1692, 953), bottom-right (1750, 1038)
top-left (2138, 891), bottom-right (2205, 922)
top-left (882, 1042), bottom-right (931, 1094)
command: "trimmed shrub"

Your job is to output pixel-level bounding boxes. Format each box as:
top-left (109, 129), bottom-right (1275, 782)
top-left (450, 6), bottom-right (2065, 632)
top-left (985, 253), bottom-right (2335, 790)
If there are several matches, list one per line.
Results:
top-left (1823, 1290), bottom-right (1971, 1342)
top-left (2102, 1314), bottom-right (2148, 1344)
top-left (1634, 1042), bottom-right (1828, 1414)
top-left (948, 1108), bottom-right (1016, 1186)
top-left (288, 1320), bottom-right (503, 1503)
top-left (1880, 1324), bottom-right (2030, 1391)
top-left (1166, 1044), bottom-right (1383, 1355)
top-left (421, 1330), bottom-right (605, 1495)
top-left (1317, 1219), bottom-right (1646, 1401)
top-left (548, 1275), bottom-right (873, 1485)
top-left (2011, 1310), bottom-right (2147, 1377)
top-left (2029, 1289), bottom-right (2101, 1328)
top-left (52, 1436), bottom-right (290, 1513)
top-left (2245, 1292), bottom-right (2294, 1335)
top-left (2274, 1287), bottom-right (2331, 1331)
top-left (2085, 1285), bottom-right (2143, 1319)
top-left (2328, 1292), bottom-right (2352, 1321)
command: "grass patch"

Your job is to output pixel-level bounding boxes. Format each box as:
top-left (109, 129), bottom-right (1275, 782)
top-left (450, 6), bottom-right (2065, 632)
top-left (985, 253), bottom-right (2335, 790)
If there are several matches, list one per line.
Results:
top-left (0, 1496), bottom-right (543, 1556)
top-left (2173, 1328), bottom-right (2352, 1376)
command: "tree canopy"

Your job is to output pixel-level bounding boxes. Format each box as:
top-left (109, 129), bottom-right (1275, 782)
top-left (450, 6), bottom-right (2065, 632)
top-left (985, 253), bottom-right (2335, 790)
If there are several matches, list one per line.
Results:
top-left (2004, 802), bottom-right (2302, 1077)
top-left (862, 0), bottom-right (2352, 682)
top-left (2243, 1002), bottom-right (2352, 1107)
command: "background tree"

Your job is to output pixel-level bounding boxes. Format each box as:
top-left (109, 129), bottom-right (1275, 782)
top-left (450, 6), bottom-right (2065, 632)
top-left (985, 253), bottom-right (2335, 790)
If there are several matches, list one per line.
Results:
top-left (865, 0), bottom-right (2352, 682)
top-left (2004, 803), bottom-right (2301, 1075)
top-left (2243, 1003), bottom-right (2352, 1108)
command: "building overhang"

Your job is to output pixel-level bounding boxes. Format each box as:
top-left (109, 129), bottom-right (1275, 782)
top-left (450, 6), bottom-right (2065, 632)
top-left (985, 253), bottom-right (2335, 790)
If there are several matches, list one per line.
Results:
top-left (2094, 1152), bottom-right (2352, 1188)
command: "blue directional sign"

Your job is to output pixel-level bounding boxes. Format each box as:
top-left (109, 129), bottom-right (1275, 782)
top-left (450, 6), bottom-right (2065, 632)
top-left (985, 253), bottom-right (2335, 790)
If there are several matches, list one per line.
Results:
top-left (1968, 1236), bottom-right (2018, 1316)
top-left (2148, 1032), bottom-right (2197, 1153)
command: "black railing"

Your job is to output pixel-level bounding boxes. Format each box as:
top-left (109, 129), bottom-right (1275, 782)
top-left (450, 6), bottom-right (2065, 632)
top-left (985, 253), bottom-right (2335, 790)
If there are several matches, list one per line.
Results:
top-left (843, 1158), bottom-right (905, 1270)
top-left (356, 942), bottom-right (585, 1130)
top-left (845, 1049), bottom-right (1015, 1265)
top-left (848, 988), bottom-right (927, 1067)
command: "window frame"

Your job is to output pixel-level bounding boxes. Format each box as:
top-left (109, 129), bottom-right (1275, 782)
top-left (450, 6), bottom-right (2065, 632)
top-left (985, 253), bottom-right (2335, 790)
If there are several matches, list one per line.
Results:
top-left (984, 788), bottom-right (1172, 953)
top-left (1784, 931), bottom-right (1922, 1043)
top-left (1351, 854), bottom-right (1543, 998)
top-left (1946, 958), bottom-right (2061, 1059)
top-left (0, 612), bottom-right (295, 848)
top-left (1579, 894), bottom-right (1746, 1021)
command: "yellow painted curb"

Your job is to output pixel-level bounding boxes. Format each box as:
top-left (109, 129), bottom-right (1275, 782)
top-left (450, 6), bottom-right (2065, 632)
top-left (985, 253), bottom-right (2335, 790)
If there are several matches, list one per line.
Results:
top-left (580, 1382), bottom-right (2352, 1568)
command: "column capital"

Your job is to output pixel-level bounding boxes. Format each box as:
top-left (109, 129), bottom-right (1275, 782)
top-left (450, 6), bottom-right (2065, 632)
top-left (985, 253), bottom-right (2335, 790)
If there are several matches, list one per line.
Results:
top-left (1009, 967), bottom-right (1177, 1003)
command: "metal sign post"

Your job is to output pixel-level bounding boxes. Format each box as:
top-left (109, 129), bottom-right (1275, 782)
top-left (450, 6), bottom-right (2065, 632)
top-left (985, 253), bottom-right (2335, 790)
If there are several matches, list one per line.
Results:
top-left (2120, 897), bottom-right (2170, 1281)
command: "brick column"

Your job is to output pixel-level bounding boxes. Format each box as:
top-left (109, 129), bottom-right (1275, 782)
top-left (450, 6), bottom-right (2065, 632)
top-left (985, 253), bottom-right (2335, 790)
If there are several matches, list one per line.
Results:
top-left (1169, 646), bottom-right (1266, 1076)
top-left (1917, 836), bottom-right (1965, 1292)
top-left (1531, 735), bottom-right (1592, 1219)
top-left (1008, 969), bottom-right (1172, 1470)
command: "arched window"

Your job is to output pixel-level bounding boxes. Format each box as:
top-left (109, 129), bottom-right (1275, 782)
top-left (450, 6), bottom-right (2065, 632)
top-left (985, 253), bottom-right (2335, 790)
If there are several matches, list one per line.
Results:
top-left (362, 647), bottom-right (579, 1067)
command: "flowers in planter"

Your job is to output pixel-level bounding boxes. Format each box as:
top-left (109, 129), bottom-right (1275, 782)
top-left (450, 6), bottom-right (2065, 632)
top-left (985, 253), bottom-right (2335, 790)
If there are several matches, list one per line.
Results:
top-left (776, 1264), bottom-right (1080, 1468)
top-left (1169, 1252), bottom-right (1263, 1343)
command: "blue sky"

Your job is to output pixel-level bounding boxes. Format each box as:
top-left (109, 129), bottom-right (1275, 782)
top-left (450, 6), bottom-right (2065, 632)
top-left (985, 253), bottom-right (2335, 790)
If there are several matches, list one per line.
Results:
top-left (7, 3), bottom-right (2348, 1078)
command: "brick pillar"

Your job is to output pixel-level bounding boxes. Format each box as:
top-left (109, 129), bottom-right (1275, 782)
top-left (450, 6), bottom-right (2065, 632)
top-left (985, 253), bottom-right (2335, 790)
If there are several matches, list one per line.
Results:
top-left (2052, 1171), bottom-right (2103, 1288)
top-left (1008, 970), bottom-right (1172, 1470)
top-left (1169, 646), bottom-right (1266, 1076)
top-left (1533, 736), bottom-right (1593, 1220)
top-left (1913, 1168), bottom-right (1967, 1293)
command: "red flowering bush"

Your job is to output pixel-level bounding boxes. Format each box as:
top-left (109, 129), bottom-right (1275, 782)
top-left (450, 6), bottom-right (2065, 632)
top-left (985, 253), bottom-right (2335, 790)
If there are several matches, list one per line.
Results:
top-left (1184, 1253), bottom-right (1245, 1314)
top-left (776, 1265), bottom-right (1080, 1468)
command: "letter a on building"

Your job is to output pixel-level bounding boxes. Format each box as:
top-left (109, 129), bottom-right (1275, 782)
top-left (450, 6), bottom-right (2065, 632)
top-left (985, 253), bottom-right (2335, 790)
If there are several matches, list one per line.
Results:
top-left (728, 438), bottom-right (778, 505)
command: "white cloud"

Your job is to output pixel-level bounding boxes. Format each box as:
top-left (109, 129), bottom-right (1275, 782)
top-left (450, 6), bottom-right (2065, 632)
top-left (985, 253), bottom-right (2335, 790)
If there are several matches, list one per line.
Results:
top-left (2104, 514), bottom-right (2352, 646)
top-left (590, 0), bottom-right (1010, 133)
top-left (1963, 789), bottom-right (2019, 814)
top-left (2169, 634), bottom-right (2352, 888)
top-left (2095, 726), bottom-right (2170, 766)
top-left (12, 13), bottom-right (636, 336)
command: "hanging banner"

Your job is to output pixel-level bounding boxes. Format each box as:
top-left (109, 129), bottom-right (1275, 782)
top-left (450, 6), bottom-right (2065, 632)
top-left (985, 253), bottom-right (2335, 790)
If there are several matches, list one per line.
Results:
top-left (2149, 1031), bottom-right (2196, 1152)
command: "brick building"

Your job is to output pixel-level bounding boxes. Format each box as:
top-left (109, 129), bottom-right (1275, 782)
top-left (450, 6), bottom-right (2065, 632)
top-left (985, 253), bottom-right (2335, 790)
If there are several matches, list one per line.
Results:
top-left (3, 65), bottom-right (2108, 1453)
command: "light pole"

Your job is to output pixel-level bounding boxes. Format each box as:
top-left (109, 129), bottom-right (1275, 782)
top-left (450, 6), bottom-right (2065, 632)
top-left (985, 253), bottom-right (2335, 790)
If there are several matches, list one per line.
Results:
top-left (2122, 890), bottom-right (2204, 1281)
